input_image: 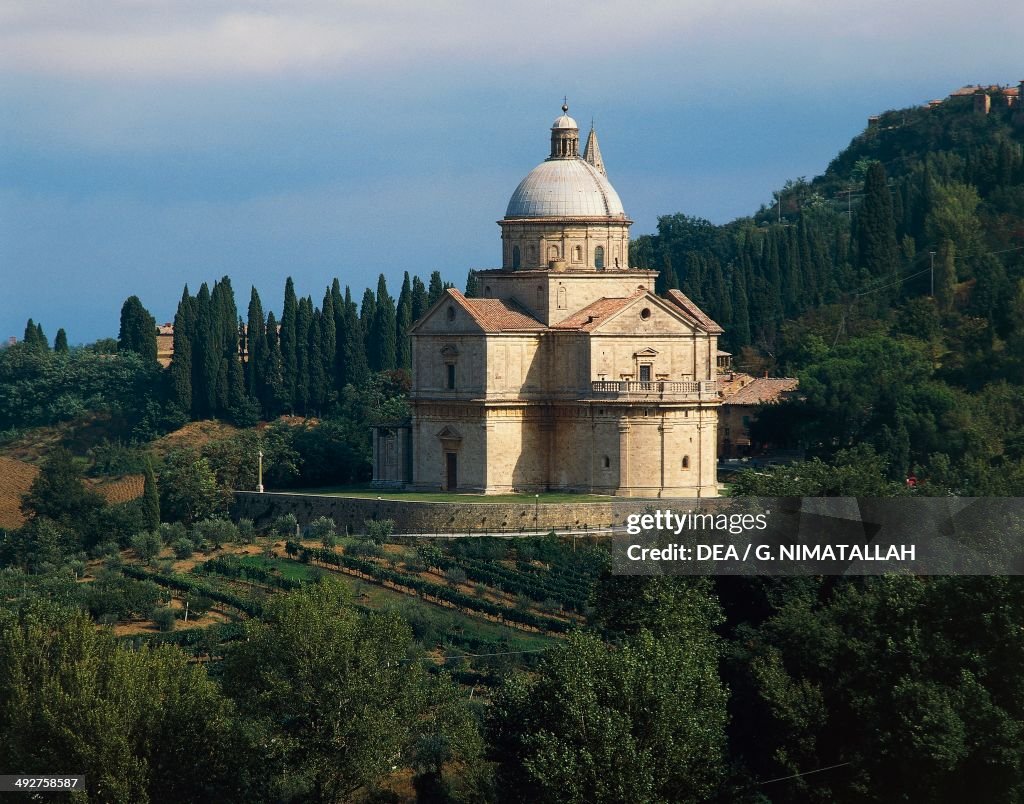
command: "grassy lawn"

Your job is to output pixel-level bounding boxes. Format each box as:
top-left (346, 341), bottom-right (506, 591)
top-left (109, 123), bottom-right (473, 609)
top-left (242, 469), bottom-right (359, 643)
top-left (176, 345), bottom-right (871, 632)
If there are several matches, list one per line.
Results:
top-left (274, 485), bottom-right (614, 504)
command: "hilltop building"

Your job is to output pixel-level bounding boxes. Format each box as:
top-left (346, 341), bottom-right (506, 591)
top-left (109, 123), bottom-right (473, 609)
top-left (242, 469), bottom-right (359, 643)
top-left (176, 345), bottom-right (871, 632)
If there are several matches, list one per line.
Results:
top-left (372, 105), bottom-right (722, 496)
top-left (717, 370), bottom-right (799, 459)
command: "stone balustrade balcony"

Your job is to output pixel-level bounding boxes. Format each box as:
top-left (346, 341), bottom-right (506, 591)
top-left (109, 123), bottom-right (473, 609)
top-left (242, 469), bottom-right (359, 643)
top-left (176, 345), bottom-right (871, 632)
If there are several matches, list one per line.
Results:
top-left (589, 379), bottom-right (719, 401)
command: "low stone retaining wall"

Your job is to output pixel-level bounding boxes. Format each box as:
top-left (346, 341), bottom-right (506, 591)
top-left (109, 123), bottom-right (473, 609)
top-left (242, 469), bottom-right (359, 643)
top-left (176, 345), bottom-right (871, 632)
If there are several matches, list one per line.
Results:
top-left (231, 491), bottom-right (707, 536)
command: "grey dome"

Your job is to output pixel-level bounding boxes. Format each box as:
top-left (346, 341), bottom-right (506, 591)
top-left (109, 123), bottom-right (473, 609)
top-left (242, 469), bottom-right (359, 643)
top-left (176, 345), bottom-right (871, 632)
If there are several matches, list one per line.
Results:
top-left (505, 158), bottom-right (626, 218)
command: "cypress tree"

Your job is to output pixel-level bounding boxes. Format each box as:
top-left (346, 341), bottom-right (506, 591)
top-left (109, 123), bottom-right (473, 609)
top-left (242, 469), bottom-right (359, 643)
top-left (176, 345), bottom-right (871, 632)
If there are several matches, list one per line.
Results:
top-left (331, 279), bottom-right (345, 390)
top-left (708, 259), bottom-right (731, 325)
top-left (36, 323), bottom-right (46, 348)
top-left (730, 268), bottom-right (751, 350)
top-left (118, 296), bottom-right (157, 362)
top-left (280, 277), bottom-right (299, 410)
top-left (170, 287), bottom-right (196, 414)
top-left (210, 278), bottom-right (243, 414)
top-left (307, 309), bottom-right (327, 414)
top-left (396, 272), bottom-right (413, 371)
top-left (343, 289), bottom-right (369, 387)
top-left (681, 254), bottom-right (704, 304)
top-left (141, 456), bottom-right (160, 531)
top-left (411, 276), bottom-right (428, 322)
top-left (465, 269), bottom-right (480, 298)
top-left (857, 161), bottom-right (900, 286)
top-left (781, 226), bottom-right (800, 316)
top-left (227, 317), bottom-right (246, 411)
top-left (321, 287), bottom-right (337, 392)
top-left (22, 319), bottom-right (40, 348)
top-left (54, 328), bottom-right (69, 353)
top-left (263, 311), bottom-right (287, 415)
top-left (655, 255), bottom-right (679, 295)
top-left (370, 274), bottom-right (397, 372)
top-left (193, 283), bottom-right (219, 419)
top-left (427, 271), bottom-right (445, 306)
top-left (246, 287), bottom-right (266, 400)
top-left (295, 297), bottom-right (313, 414)
top-left (359, 287), bottom-right (376, 367)
top-left (935, 239), bottom-right (957, 313)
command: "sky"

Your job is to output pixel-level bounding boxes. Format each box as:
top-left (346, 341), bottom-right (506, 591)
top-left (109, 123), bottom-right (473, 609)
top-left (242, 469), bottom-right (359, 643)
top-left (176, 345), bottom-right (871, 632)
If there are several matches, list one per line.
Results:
top-left (1, 1), bottom-right (1022, 344)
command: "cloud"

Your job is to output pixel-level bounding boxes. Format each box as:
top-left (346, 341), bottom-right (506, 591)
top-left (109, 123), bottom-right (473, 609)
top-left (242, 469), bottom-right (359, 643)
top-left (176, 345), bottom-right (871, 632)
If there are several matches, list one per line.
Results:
top-left (4, 0), bottom-right (1019, 81)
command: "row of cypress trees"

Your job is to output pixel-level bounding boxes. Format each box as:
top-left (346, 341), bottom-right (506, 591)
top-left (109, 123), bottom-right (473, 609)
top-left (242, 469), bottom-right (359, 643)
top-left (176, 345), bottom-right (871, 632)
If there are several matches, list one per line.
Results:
top-left (168, 271), bottom-right (451, 420)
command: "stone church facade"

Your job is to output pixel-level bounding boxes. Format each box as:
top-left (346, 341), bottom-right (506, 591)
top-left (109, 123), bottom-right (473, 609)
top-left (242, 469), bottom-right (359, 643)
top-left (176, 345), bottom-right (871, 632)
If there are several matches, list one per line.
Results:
top-left (372, 105), bottom-right (721, 497)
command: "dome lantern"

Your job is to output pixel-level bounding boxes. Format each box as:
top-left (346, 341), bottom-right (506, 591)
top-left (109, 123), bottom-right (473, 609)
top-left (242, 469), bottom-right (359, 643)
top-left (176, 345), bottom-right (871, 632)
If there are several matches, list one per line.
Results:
top-left (549, 102), bottom-right (580, 159)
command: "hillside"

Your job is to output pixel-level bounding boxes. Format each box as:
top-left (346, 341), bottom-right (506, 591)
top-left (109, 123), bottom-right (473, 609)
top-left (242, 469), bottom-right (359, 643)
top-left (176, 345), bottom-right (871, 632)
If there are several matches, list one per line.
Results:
top-left (632, 86), bottom-right (1024, 491)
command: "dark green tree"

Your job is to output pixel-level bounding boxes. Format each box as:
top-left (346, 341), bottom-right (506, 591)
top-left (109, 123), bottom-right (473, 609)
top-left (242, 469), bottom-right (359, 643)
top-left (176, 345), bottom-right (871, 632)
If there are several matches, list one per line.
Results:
top-left (427, 271), bottom-right (445, 306)
top-left (141, 456), bottom-right (160, 531)
top-left (53, 329), bottom-right (69, 353)
top-left (411, 275), bottom-right (429, 322)
top-left (117, 296), bottom-right (157, 363)
top-left (370, 274), bottom-right (397, 372)
top-left (169, 286), bottom-right (196, 414)
top-left (342, 288), bottom-right (369, 387)
top-left (396, 272), bottom-right (413, 371)
top-left (857, 161), bottom-right (900, 286)
top-left (245, 286), bottom-right (266, 403)
top-left (20, 448), bottom-right (106, 549)
top-left (465, 269), bottom-right (480, 298)
top-left (280, 277), bottom-right (299, 410)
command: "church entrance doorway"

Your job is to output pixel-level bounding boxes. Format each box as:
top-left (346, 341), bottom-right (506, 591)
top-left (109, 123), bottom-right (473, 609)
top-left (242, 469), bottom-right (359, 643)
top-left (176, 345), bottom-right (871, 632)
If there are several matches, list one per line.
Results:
top-left (445, 453), bottom-right (457, 491)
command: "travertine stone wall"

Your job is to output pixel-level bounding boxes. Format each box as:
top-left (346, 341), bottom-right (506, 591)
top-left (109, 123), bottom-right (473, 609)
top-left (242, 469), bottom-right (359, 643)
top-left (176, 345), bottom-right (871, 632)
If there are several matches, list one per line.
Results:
top-left (232, 491), bottom-right (702, 535)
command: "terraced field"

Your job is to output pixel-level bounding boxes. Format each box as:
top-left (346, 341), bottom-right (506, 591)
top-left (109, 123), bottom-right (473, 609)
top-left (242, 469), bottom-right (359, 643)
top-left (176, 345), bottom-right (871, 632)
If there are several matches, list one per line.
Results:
top-left (0, 456), bottom-right (38, 529)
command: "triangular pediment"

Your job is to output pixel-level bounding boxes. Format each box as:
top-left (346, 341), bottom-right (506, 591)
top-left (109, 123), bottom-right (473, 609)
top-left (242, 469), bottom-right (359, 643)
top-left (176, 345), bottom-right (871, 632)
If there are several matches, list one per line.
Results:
top-left (587, 292), bottom-right (704, 336)
top-left (634, 347), bottom-right (659, 357)
top-left (436, 426), bottom-right (463, 441)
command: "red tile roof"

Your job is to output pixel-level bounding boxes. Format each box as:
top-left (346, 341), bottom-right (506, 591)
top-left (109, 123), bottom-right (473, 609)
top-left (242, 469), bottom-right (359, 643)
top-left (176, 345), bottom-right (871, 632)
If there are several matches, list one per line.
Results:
top-left (722, 376), bottom-right (799, 406)
top-left (549, 293), bottom-right (642, 331)
top-left (664, 289), bottom-right (724, 334)
top-left (447, 289), bottom-right (546, 332)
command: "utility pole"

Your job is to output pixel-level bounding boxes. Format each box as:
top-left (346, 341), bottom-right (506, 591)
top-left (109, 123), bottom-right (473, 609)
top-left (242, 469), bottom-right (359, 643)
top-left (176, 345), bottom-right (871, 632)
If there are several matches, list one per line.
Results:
top-left (929, 251), bottom-right (937, 297)
top-left (257, 449), bottom-right (264, 493)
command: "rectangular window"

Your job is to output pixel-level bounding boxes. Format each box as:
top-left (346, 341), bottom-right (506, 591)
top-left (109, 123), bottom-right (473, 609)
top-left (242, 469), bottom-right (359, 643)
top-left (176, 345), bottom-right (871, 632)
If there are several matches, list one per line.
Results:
top-left (639, 365), bottom-right (652, 382)
top-left (447, 364), bottom-right (456, 390)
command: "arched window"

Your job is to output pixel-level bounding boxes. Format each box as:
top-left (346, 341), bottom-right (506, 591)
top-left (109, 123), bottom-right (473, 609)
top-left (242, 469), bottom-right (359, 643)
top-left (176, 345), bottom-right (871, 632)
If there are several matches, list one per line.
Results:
top-left (682, 455), bottom-right (690, 469)
top-left (512, 245), bottom-right (521, 269)
top-left (595, 246), bottom-right (605, 269)
top-left (483, 286), bottom-right (492, 298)
top-left (573, 245), bottom-right (583, 262)
top-left (548, 245), bottom-right (560, 261)
top-left (602, 455), bottom-right (611, 469)
top-left (557, 286), bottom-right (567, 309)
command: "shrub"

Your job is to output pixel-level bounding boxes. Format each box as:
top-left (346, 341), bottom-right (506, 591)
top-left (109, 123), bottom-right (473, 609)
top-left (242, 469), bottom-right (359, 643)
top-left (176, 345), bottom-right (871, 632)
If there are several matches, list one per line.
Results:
top-left (152, 606), bottom-right (177, 632)
top-left (172, 538), bottom-right (194, 560)
top-left (444, 567), bottom-right (468, 586)
top-left (272, 513), bottom-right (299, 538)
top-left (309, 516), bottom-right (337, 547)
top-left (364, 518), bottom-right (394, 544)
top-left (90, 541), bottom-right (120, 559)
top-left (188, 595), bottom-right (214, 617)
top-left (474, 583), bottom-right (488, 599)
top-left (237, 518), bottom-right (256, 543)
top-left (131, 531), bottom-right (162, 563)
top-left (346, 541), bottom-right (384, 559)
top-left (192, 518), bottom-right (239, 549)
top-left (158, 522), bottom-right (187, 544)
